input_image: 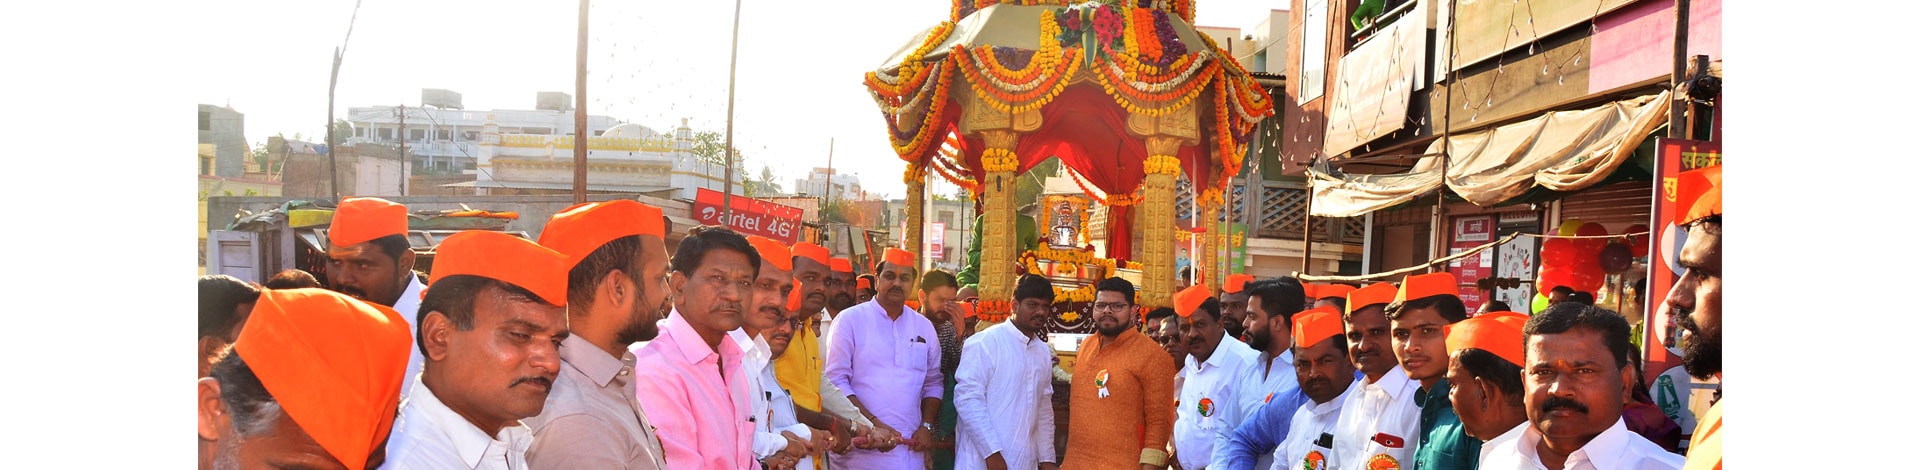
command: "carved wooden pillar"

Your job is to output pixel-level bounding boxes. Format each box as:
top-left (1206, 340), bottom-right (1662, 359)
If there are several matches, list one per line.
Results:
top-left (905, 164), bottom-right (926, 270)
top-left (1126, 106), bottom-right (1200, 309)
top-left (1202, 197), bottom-right (1221, 292)
top-left (955, 84), bottom-right (1041, 318)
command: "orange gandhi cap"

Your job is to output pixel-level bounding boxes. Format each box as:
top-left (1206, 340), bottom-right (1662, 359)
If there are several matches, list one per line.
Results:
top-left (1675, 165), bottom-right (1722, 225)
top-left (1292, 305), bottom-right (1345, 349)
top-left (1173, 283), bottom-right (1212, 318)
top-left (1314, 283), bottom-right (1356, 301)
top-left (856, 277), bottom-right (871, 291)
top-left (792, 242), bottom-right (831, 267)
top-left (1446, 312), bottom-right (1529, 366)
top-left (1347, 282), bottom-right (1398, 315)
top-left (1223, 274), bottom-right (1255, 294)
top-left (879, 248), bottom-right (914, 270)
top-left (431, 231), bottom-right (569, 307)
top-left (830, 257), bottom-right (854, 273)
top-left (747, 236), bottom-right (794, 272)
top-left (233, 288), bottom-right (412, 470)
top-left (329, 197), bottom-right (408, 248)
top-left (539, 200), bottom-right (665, 269)
top-left (786, 280), bottom-right (806, 312)
top-left (1395, 272), bottom-right (1460, 304)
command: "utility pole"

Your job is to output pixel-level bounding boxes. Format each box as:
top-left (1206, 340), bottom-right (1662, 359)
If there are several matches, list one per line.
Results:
top-left (573, 0), bottom-right (590, 204)
top-left (397, 104), bottom-right (407, 196)
top-left (1669, 0), bottom-right (1690, 139)
top-left (327, 48), bottom-right (343, 201)
top-left (721, 0), bottom-right (743, 219)
top-left (824, 137), bottom-right (835, 209)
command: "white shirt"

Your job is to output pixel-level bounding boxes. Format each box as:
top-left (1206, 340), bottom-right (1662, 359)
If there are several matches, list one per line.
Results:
top-left (394, 274), bottom-right (427, 402)
top-left (952, 322), bottom-right (1057, 469)
top-left (729, 329), bottom-right (811, 461)
top-left (383, 380), bottom-right (533, 470)
top-left (1275, 379), bottom-right (1360, 470)
top-left (1329, 365), bottom-right (1422, 470)
top-left (1174, 334), bottom-right (1260, 470)
top-left (1213, 349), bottom-right (1297, 470)
top-left (1477, 418), bottom-right (1684, 470)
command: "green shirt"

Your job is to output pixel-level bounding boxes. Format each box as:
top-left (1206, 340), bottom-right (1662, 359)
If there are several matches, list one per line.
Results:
top-left (957, 214), bottom-right (1038, 289)
top-left (1413, 378), bottom-right (1481, 470)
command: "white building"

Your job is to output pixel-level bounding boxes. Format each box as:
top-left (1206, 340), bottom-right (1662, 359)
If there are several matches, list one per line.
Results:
top-left (794, 167), bottom-right (863, 202)
top-left (463, 116), bottom-right (742, 199)
top-left (345, 92), bottom-right (622, 174)
top-left (1196, 8), bottom-right (1290, 76)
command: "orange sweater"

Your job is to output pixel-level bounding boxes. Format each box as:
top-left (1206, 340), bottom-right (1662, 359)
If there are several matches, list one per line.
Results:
top-left (1061, 329), bottom-right (1178, 469)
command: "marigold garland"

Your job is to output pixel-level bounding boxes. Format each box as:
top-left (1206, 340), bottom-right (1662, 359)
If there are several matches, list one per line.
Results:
top-left (981, 148), bottom-right (1019, 173)
top-left (1144, 155), bottom-right (1182, 176)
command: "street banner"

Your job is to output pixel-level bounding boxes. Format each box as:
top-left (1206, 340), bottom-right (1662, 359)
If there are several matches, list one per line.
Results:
top-left (693, 188), bottom-right (804, 245)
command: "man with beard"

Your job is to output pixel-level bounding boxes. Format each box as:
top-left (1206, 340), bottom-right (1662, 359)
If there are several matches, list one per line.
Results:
top-left (1665, 165), bottom-right (1720, 470)
top-left (1330, 281), bottom-right (1421, 470)
top-left (1441, 312), bottom-right (1531, 449)
top-left (1386, 272), bottom-right (1480, 470)
top-left (816, 257), bottom-right (857, 341)
top-left (740, 237), bottom-right (826, 470)
top-left (1171, 284), bottom-right (1259, 470)
top-left (1062, 277), bottom-right (1176, 470)
top-left (775, 247), bottom-right (879, 470)
top-left (383, 231), bottom-right (571, 469)
top-left (824, 248), bottom-right (938, 468)
top-left (1218, 274), bottom-right (1255, 342)
top-left (953, 274), bottom-right (1060, 470)
top-left (1211, 277), bottom-right (1308, 470)
top-left (198, 288), bottom-right (412, 470)
top-left (523, 200), bottom-right (670, 468)
top-left (632, 226), bottom-right (763, 468)
top-left (324, 196), bottom-right (430, 401)
top-left (1219, 306), bottom-right (1360, 470)
top-left (1480, 304), bottom-right (1683, 469)
top-left (920, 269), bottom-right (969, 470)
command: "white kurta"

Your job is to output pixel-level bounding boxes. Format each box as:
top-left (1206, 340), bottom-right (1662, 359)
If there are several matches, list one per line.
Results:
top-left (1275, 380), bottom-right (1360, 470)
top-left (952, 322), bottom-right (1057, 470)
top-left (1215, 349), bottom-right (1298, 470)
top-left (1174, 335), bottom-right (1260, 470)
top-left (1477, 418), bottom-right (1684, 470)
top-left (383, 381), bottom-right (533, 470)
top-left (393, 274), bottom-right (427, 402)
top-left (730, 329), bottom-right (811, 462)
top-left (1329, 365), bottom-right (1422, 470)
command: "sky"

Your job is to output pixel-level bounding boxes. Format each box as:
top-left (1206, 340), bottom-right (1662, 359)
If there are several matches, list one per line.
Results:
top-left (193, 0), bottom-right (1289, 200)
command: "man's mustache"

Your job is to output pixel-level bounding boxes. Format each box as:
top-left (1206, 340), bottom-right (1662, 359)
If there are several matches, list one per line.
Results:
top-left (1539, 396), bottom-right (1588, 414)
top-left (510, 376), bottom-right (553, 389)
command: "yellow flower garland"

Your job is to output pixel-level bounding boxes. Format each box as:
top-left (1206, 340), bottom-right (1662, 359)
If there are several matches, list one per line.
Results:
top-left (981, 148), bottom-right (1019, 173)
top-left (1144, 155), bottom-right (1182, 176)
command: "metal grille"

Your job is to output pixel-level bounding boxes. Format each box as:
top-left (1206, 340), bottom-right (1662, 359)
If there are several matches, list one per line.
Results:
top-left (1174, 176), bottom-right (1194, 221)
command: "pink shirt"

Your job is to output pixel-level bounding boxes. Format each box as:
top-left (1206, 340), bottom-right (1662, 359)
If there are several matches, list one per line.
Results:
top-left (632, 311), bottom-right (755, 469)
top-left (823, 300), bottom-right (943, 468)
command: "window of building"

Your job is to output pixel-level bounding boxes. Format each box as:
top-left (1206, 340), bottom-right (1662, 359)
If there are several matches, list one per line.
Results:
top-left (463, 131), bottom-right (479, 141)
top-left (199, 111), bottom-right (211, 131)
top-left (941, 247), bottom-right (953, 262)
top-left (1348, 0), bottom-right (1415, 46)
top-left (938, 211), bottom-right (954, 226)
top-left (435, 129), bottom-right (451, 141)
top-left (201, 156), bottom-right (213, 176)
top-left (355, 127), bottom-right (367, 138)
top-left (408, 129), bottom-right (426, 142)
top-left (379, 128), bottom-right (395, 140)
top-left (1300, 0), bottom-right (1329, 103)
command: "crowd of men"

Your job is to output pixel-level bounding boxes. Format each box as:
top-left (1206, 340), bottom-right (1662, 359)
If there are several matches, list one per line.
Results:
top-left (194, 166), bottom-right (1718, 470)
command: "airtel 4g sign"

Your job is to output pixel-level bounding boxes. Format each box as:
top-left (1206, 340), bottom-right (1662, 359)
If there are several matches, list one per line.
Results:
top-left (692, 188), bottom-right (804, 244)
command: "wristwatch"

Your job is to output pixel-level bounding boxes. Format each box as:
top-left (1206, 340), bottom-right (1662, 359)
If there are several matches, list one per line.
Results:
top-left (921, 421), bottom-right (935, 431)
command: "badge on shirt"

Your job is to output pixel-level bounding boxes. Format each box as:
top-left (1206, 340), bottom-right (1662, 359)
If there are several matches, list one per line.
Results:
top-left (1264, 392), bottom-right (1273, 403)
top-left (1198, 397), bottom-right (1215, 428)
top-left (1367, 454), bottom-right (1400, 470)
top-left (1095, 369), bottom-right (1111, 398)
top-left (1370, 433), bottom-right (1405, 449)
top-left (1301, 450), bottom-right (1327, 470)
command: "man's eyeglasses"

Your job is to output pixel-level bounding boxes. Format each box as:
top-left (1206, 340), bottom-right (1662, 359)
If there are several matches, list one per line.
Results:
top-left (1093, 302), bottom-right (1132, 311)
top-left (878, 270), bottom-right (916, 283)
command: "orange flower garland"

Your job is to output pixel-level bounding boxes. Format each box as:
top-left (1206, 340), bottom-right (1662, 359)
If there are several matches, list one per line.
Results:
top-left (981, 148), bottom-right (1019, 173)
top-left (884, 60), bottom-right (954, 162)
top-left (1130, 8), bottom-right (1162, 65)
top-left (952, 10), bottom-right (1080, 115)
top-left (1144, 155), bottom-right (1182, 176)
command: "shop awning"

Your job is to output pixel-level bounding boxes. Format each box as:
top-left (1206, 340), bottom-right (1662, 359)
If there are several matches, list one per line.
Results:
top-left (1310, 91), bottom-right (1669, 217)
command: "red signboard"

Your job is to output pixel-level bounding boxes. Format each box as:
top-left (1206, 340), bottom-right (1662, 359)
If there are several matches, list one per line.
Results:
top-left (1642, 138), bottom-right (1721, 438)
top-left (1448, 215), bottom-right (1496, 312)
top-left (693, 188), bottom-right (804, 245)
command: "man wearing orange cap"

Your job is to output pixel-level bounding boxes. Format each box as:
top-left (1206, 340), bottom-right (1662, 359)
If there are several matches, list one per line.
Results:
top-left (382, 231), bottom-right (571, 469)
top-left (738, 236), bottom-right (827, 470)
top-left (1312, 284), bottom-right (1355, 312)
top-left (1170, 284), bottom-right (1259, 470)
top-left (1384, 272), bottom-right (1480, 470)
top-left (1481, 303), bottom-right (1682, 469)
top-left (819, 257), bottom-right (858, 338)
top-left (775, 245), bottom-right (880, 470)
top-left (1666, 165), bottom-right (1720, 470)
top-left (854, 273), bottom-right (877, 304)
top-left (198, 288), bottom-right (414, 470)
top-left (1330, 281), bottom-right (1421, 470)
top-left (1219, 273), bottom-right (1256, 342)
top-left (1212, 277), bottom-right (1309, 470)
top-left (1061, 277), bottom-right (1177, 470)
top-left (1220, 306), bottom-right (1362, 470)
top-left (324, 196), bottom-right (431, 401)
top-left (1441, 312), bottom-right (1530, 449)
top-left (823, 247), bottom-right (939, 468)
top-left (918, 269), bottom-right (969, 470)
top-left (631, 226), bottom-right (763, 469)
top-left (522, 200), bottom-right (670, 469)
top-left (952, 274), bottom-right (1060, 470)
